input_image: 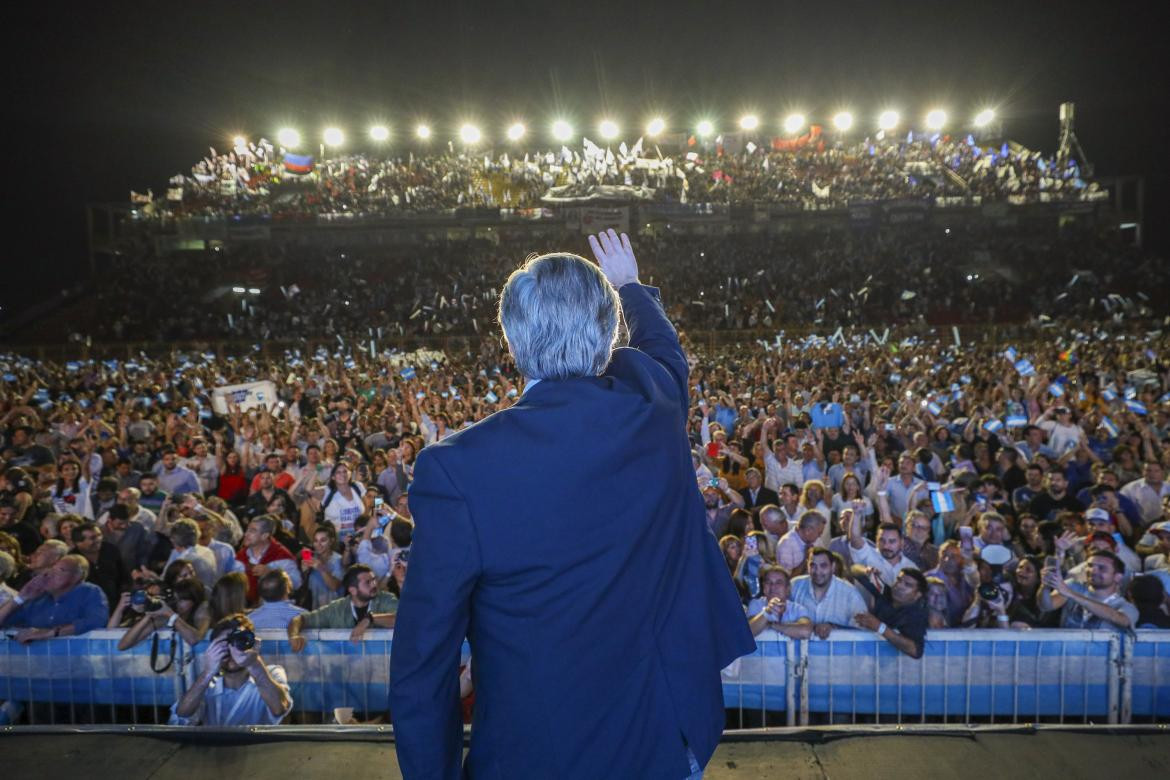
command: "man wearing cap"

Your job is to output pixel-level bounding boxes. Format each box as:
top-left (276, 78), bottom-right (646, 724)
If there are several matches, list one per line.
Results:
top-left (1141, 520), bottom-right (1170, 580)
top-left (1067, 526), bottom-right (1139, 588)
top-left (1081, 508), bottom-right (1142, 572)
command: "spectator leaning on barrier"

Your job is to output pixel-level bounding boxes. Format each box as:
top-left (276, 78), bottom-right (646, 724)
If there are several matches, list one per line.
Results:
top-left (746, 565), bottom-right (813, 638)
top-left (790, 547), bottom-right (869, 639)
top-left (169, 614), bottom-right (293, 726)
top-left (247, 570), bottom-right (306, 630)
top-left (852, 567), bottom-right (930, 658)
top-left (0, 554), bottom-right (108, 642)
top-left (287, 563), bottom-right (397, 651)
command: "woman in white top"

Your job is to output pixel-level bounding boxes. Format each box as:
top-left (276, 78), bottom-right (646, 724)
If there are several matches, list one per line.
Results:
top-left (320, 462), bottom-right (364, 542)
top-left (832, 473), bottom-right (874, 535)
top-left (50, 456), bottom-right (92, 519)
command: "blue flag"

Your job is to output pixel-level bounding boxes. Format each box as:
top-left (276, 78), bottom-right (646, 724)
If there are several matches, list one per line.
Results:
top-left (984, 419), bottom-right (1004, 433)
top-left (931, 491), bottom-right (956, 513)
top-left (399, 366), bottom-right (416, 380)
top-left (1126, 399), bottom-right (1148, 415)
top-left (1101, 416), bottom-right (1120, 437)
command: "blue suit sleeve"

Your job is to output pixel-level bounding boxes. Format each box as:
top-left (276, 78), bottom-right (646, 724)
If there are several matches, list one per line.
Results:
top-left (389, 449), bottom-right (482, 780)
top-left (617, 284), bottom-right (688, 409)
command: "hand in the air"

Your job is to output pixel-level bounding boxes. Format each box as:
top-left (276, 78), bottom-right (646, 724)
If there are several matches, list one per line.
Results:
top-left (587, 229), bottom-right (640, 289)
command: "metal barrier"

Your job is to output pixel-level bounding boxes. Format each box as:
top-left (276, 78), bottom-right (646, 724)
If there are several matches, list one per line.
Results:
top-left (2, 628), bottom-right (1165, 727)
top-left (798, 630), bottom-right (1122, 725)
top-left (1124, 630), bottom-right (1170, 722)
top-left (0, 629), bottom-right (189, 724)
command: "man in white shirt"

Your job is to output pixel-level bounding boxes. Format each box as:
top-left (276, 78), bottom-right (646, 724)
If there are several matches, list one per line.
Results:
top-left (884, 453), bottom-right (925, 520)
top-left (746, 565), bottom-right (812, 638)
top-left (170, 614), bottom-right (292, 725)
top-left (1121, 462), bottom-right (1170, 526)
top-left (790, 548), bottom-right (869, 639)
top-left (847, 509), bottom-right (919, 586)
top-left (1036, 406), bottom-right (1083, 455)
top-left (762, 427), bottom-right (804, 493)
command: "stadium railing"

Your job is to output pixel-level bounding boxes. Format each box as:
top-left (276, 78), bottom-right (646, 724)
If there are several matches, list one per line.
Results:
top-left (4, 628), bottom-right (1163, 728)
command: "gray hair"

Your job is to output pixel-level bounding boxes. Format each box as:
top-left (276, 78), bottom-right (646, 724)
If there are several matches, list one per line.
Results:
top-left (60, 553), bottom-right (89, 582)
top-left (41, 539), bottom-right (69, 563)
top-left (171, 518), bottom-right (200, 548)
top-left (498, 253), bottom-right (621, 380)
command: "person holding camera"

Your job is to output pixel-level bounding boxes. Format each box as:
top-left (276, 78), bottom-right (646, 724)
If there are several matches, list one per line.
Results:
top-left (169, 614), bottom-right (292, 726)
top-left (112, 578), bottom-right (209, 648)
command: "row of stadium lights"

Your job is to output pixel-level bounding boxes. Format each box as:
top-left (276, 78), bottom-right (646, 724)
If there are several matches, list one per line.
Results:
top-left (243, 108), bottom-right (997, 151)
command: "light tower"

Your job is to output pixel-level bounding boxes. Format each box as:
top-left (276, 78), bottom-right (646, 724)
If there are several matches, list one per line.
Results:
top-left (1058, 102), bottom-right (1093, 176)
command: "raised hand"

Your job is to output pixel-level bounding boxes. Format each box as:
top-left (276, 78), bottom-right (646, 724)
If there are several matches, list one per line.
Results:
top-left (587, 229), bottom-right (640, 289)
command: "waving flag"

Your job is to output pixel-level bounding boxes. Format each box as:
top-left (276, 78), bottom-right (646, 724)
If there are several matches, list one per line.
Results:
top-left (283, 153), bottom-right (315, 174)
top-left (1102, 388), bottom-right (1118, 402)
top-left (984, 419), bottom-right (1004, 433)
top-left (1048, 383), bottom-right (1065, 398)
top-left (1125, 399), bottom-right (1148, 415)
top-left (931, 491), bottom-right (956, 513)
top-left (1006, 414), bottom-right (1028, 428)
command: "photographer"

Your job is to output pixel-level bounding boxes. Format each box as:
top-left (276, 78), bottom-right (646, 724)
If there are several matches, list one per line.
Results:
top-left (169, 614), bottom-right (292, 726)
top-left (746, 565), bottom-right (812, 638)
top-left (112, 578), bottom-right (209, 647)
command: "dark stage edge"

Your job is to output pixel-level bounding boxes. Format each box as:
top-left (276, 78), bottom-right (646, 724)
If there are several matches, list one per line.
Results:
top-left (2, 725), bottom-right (1168, 778)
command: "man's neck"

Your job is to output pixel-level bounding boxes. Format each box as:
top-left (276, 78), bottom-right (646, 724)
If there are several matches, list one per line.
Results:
top-left (250, 541), bottom-right (270, 558)
top-left (350, 594), bottom-right (370, 610)
top-left (811, 579), bottom-right (831, 599)
top-left (220, 668), bottom-right (251, 690)
top-left (1089, 583), bottom-right (1118, 600)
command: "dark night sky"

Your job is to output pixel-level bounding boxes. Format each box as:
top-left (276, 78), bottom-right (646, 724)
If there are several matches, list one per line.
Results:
top-left (6, 0), bottom-right (1168, 315)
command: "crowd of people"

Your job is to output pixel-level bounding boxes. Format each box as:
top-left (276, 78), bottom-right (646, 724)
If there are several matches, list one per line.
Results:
top-left (3, 218), bottom-right (1170, 726)
top-left (45, 220), bottom-right (1167, 347)
top-left (136, 132), bottom-right (1099, 222)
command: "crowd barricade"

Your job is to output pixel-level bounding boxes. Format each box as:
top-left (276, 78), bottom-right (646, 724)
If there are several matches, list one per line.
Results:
top-left (0, 629), bottom-right (188, 724)
top-left (796, 629), bottom-right (1122, 725)
top-left (1, 627), bottom-right (1165, 727)
top-left (1124, 630), bottom-right (1170, 722)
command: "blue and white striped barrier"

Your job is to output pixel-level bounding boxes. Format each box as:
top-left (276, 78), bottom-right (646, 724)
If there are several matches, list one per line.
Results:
top-left (720, 633), bottom-right (795, 725)
top-left (1125, 630), bottom-right (1170, 720)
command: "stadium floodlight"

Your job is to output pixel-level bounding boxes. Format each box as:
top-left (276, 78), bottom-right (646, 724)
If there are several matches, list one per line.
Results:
top-left (877, 110), bottom-right (900, 131)
top-left (551, 119), bottom-right (573, 142)
top-left (925, 109), bottom-right (947, 131)
top-left (782, 113), bottom-right (805, 135)
top-left (369, 125), bottom-right (390, 142)
top-left (276, 128), bottom-right (300, 148)
top-left (323, 127), bottom-right (344, 147)
top-left (696, 119), bottom-right (714, 136)
top-left (598, 119), bottom-right (619, 140)
top-left (459, 123), bottom-right (482, 144)
top-left (739, 114), bottom-right (759, 131)
top-left (506, 122), bottom-right (526, 141)
top-left (231, 286), bottom-right (246, 294)
top-left (646, 117), bottom-right (665, 136)
top-left (247, 287), bottom-right (261, 295)
top-left (416, 123), bottom-right (432, 140)
top-left (832, 111), bottom-right (854, 131)
top-left (231, 135), bottom-right (247, 149)
top-left (973, 108), bottom-right (996, 128)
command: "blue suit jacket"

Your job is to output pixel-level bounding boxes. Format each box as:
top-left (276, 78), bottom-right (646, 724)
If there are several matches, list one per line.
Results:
top-left (389, 283), bottom-right (755, 779)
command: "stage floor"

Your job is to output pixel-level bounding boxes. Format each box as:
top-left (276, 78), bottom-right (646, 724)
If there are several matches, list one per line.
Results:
top-left (3, 725), bottom-right (1167, 778)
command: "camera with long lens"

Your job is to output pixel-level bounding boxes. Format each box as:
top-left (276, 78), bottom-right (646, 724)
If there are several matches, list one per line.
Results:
top-left (226, 626), bottom-right (256, 651)
top-left (977, 582), bottom-right (1005, 601)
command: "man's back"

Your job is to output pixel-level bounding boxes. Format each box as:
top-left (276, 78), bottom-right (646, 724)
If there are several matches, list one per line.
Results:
top-left (390, 281), bottom-right (754, 780)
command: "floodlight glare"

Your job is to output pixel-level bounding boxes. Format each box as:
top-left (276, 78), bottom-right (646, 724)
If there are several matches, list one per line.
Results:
top-left (832, 111), bottom-right (854, 131)
top-left (506, 122), bottom-right (526, 141)
top-left (369, 125), bottom-right (390, 141)
top-left (646, 117), bottom-right (665, 136)
top-left (276, 128), bottom-right (300, 148)
top-left (696, 119), bottom-right (714, 136)
top-left (416, 124), bottom-right (432, 140)
top-left (323, 127), bottom-right (344, 147)
top-left (459, 124), bottom-right (482, 144)
top-left (782, 114), bottom-right (805, 135)
top-left (877, 110), bottom-right (900, 131)
top-left (551, 119), bottom-right (573, 141)
top-left (739, 114), bottom-right (760, 131)
top-left (973, 108), bottom-right (996, 128)
top-left (231, 135), bottom-right (247, 148)
top-left (598, 119), bottom-right (619, 140)
top-left (925, 109), bottom-right (947, 131)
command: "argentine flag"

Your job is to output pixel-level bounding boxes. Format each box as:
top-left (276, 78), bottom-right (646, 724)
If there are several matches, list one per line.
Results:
top-left (1101, 416), bottom-right (1120, 437)
top-left (1126, 399), bottom-right (1148, 415)
top-left (931, 491), bottom-right (956, 513)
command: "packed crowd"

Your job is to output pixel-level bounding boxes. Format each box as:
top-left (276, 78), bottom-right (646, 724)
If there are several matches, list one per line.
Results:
top-left (139, 132), bottom-right (1099, 221)
top-left (57, 222), bottom-right (1167, 346)
top-left (4, 229), bottom-right (1170, 725)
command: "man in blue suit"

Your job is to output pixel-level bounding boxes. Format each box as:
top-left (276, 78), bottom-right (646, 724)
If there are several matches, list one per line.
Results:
top-left (390, 229), bottom-right (755, 779)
